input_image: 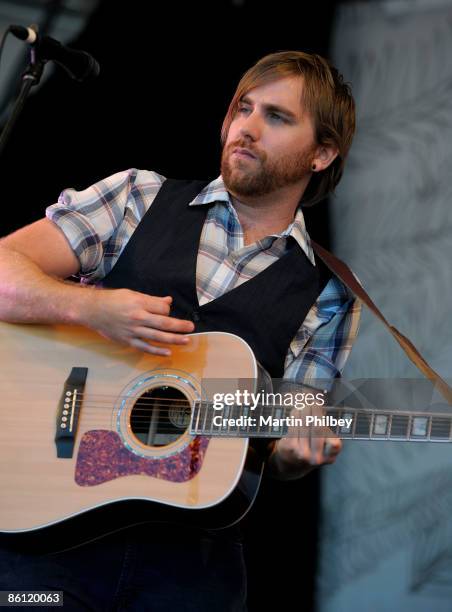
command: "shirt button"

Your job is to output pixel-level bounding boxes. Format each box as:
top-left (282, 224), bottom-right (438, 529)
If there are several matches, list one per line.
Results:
top-left (192, 310), bottom-right (201, 322)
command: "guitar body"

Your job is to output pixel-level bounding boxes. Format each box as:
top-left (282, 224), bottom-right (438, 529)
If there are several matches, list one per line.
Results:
top-left (0, 322), bottom-right (265, 543)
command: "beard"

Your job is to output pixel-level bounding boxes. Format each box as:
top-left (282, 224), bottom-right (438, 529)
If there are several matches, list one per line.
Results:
top-left (221, 140), bottom-right (315, 198)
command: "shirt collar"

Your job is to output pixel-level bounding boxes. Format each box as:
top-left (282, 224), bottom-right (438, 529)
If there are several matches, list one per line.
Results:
top-left (188, 175), bottom-right (315, 265)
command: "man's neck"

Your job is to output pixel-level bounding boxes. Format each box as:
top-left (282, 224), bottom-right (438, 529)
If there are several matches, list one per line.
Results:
top-left (229, 183), bottom-right (306, 246)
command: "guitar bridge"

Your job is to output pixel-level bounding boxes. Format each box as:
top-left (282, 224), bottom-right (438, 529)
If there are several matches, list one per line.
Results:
top-left (54, 367), bottom-right (88, 458)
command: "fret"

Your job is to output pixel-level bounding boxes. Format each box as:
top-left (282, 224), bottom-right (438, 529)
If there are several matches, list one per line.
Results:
top-left (354, 411), bottom-right (372, 438)
top-left (388, 413), bottom-right (393, 439)
top-left (427, 414), bottom-right (433, 440)
top-left (369, 412), bottom-right (375, 439)
top-left (373, 413), bottom-right (389, 436)
top-left (199, 400), bottom-right (208, 435)
top-left (430, 417), bottom-right (452, 441)
top-left (233, 403), bottom-right (242, 436)
top-left (351, 411), bottom-right (357, 437)
top-left (326, 408), bottom-right (339, 435)
top-left (205, 400), bottom-right (215, 435)
top-left (410, 416), bottom-right (429, 439)
top-left (190, 400), bottom-right (203, 434)
top-left (240, 405), bottom-right (249, 436)
top-left (389, 415), bottom-right (409, 438)
top-left (222, 404), bottom-right (230, 437)
top-left (256, 404), bottom-right (263, 437)
top-left (339, 411), bottom-right (353, 437)
top-left (273, 404), bottom-right (283, 436)
top-left (230, 405), bottom-right (239, 437)
top-left (191, 401), bottom-right (201, 433)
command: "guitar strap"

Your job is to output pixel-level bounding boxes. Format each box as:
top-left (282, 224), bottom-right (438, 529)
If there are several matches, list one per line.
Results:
top-left (310, 240), bottom-right (452, 405)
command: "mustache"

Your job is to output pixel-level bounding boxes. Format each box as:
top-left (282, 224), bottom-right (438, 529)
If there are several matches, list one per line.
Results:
top-left (226, 140), bottom-right (263, 160)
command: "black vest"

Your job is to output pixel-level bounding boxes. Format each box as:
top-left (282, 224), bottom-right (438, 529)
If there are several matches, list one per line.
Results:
top-left (101, 178), bottom-right (331, 378)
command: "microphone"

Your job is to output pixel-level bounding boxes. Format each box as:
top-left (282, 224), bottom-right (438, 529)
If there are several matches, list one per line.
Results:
top-left (9, 25), bottom-right (100, 83)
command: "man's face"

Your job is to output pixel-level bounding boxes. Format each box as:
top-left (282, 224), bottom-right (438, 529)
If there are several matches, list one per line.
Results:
top-left (221, 75), bottom-right (318, 198)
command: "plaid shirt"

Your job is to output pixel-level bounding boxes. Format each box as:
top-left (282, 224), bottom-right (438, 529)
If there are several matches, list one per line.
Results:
top-left (46, 168), bottom-right (360, 388)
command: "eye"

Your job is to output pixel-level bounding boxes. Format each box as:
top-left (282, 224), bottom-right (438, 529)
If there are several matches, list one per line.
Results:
top-left (237, 105), bottom-right (251, 115)
top-left (268, 112), bottom-right (286, 123)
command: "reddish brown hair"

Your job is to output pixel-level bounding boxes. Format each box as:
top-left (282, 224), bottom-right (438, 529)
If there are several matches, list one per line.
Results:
top-left (221, 51), bottom-right (356, 206)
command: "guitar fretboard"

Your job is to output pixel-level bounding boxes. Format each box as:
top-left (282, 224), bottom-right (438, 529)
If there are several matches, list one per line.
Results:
top-left (190, 401), bottom-right (452, 442)
top-left (190, 402), bottom-right (290, 437)
top-left (325, 408), bottom-right (452, 442)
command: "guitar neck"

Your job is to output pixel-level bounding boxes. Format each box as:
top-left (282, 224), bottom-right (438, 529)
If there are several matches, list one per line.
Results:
top-left (190, 402), bottom-right (452, 442)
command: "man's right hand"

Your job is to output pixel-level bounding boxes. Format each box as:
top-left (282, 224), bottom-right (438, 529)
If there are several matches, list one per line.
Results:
top-left (83, 290), bottom-right (195, 356)
top-left (0, 219), bottom-right (195, 355)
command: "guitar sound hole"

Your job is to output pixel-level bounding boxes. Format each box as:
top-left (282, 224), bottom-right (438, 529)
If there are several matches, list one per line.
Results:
top-left (130, 386), bottom-right (191, 447)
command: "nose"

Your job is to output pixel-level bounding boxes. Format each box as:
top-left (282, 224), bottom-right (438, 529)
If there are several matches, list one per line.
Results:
top-left (239, 110), bottom-right (261, 142)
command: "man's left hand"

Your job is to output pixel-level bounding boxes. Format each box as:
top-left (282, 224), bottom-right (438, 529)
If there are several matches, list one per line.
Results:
top-left (266, 407), bottom-right (342, 480)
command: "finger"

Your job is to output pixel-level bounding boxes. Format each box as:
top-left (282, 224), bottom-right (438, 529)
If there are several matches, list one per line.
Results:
top-left (141, 295), bottom-right (174, 316)
top-left (135, 327), bottom-right (192, 346)
top-left (308, 434), bottom-right (326, 465)
top-left (283, 437), bottom-right (321, 466)
top-left (325, 437), bottom-right (342, 453)
top-left (129, 337), bottom-right (171, 356)
top-left (144, 314), bottom-right (195, 333)
top-left (323, 438), bottom-right (342, 463)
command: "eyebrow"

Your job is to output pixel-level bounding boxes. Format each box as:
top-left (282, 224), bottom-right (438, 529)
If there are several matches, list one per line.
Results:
top-left (240, 95), bottom-right (299, 121)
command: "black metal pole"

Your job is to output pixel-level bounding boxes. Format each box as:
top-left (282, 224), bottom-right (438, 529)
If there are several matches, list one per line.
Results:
top-left (0, 53), bottom-right (45, 157)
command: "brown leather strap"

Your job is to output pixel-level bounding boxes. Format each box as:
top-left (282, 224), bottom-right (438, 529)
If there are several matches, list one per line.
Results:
top-left (310, 240), bottom-right (452, 405)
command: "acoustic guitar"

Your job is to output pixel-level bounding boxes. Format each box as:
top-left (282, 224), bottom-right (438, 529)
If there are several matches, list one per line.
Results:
top-left (0, 322), bottom-right (450, 548)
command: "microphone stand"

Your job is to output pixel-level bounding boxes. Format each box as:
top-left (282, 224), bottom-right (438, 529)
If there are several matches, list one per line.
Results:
top-left (0, 45), bottom-right (46, 157)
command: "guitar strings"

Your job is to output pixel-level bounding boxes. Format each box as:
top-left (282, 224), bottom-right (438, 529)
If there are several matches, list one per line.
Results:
top-left (52, 397), bottom-right (337, 417)
top-left (62, 394), bottom-right (448, 415)
top-left (51, 394), bottom-right (441, 418)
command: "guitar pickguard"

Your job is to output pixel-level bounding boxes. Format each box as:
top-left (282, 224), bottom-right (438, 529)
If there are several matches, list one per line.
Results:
top-left (75, 430), bottom-right (210, 486)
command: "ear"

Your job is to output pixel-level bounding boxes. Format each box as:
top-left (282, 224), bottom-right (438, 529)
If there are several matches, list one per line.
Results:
top-left (311, 144), bottom-right (339, 172)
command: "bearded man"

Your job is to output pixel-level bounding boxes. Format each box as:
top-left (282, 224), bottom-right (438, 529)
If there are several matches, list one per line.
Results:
top-left (0, 51), bottom-right (359, 611)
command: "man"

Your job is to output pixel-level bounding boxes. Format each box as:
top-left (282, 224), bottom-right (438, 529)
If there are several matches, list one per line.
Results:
top-left (0, 51), bottom-right (359, 610)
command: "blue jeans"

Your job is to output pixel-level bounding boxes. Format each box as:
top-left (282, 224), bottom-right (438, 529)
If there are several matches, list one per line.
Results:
top-left (0, 523), bottom-right (247, 611)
